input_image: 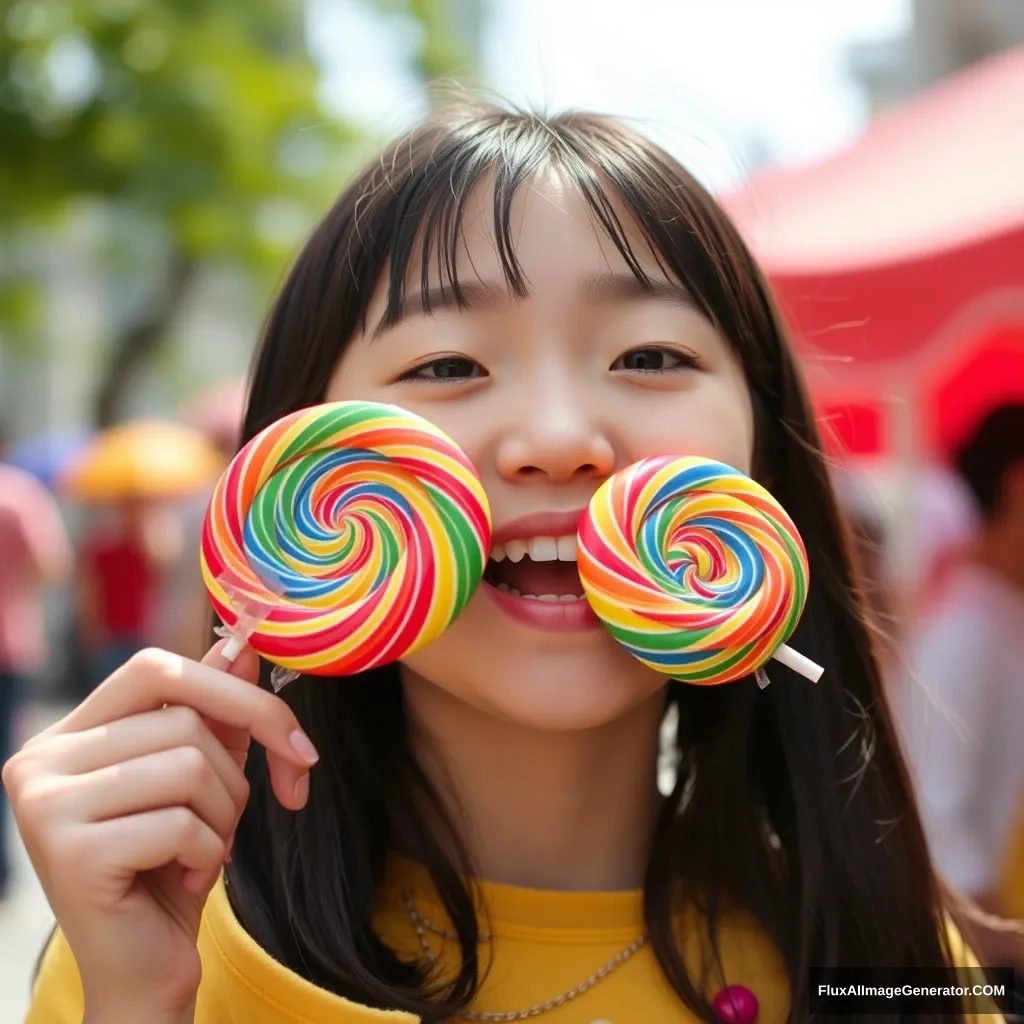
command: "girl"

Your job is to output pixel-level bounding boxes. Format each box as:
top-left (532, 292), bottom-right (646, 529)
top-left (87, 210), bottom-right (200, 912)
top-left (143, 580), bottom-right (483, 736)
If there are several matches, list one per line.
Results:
top-left (5, 104), bottom-right (1000, 1024)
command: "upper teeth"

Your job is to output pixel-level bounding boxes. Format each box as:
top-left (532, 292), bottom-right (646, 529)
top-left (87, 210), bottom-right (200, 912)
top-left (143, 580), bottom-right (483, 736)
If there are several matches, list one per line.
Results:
top-left (490, 535), bottom-right (577, 562)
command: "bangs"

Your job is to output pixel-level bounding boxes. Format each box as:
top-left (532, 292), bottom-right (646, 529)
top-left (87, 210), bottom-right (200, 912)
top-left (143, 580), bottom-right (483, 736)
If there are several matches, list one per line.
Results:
top-left (368, 110), bottom-right (723, 336)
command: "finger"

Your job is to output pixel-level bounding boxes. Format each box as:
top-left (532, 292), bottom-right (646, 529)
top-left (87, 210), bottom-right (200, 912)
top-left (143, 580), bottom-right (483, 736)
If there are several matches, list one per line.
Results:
top-left (41, 706), bottom-right (249, 813)
top-left (54, 648), bottom-right (317, 810)
top-left (73, 747), bottom-right (239, 839)
top-left (24, 640), bottom-right (261, 771)
top-left (200, 640), bottom-right (261, 768)
top-left (89, 807), bottom-right (227, 882)
top-left (197, 642), bottom-right (309, 810)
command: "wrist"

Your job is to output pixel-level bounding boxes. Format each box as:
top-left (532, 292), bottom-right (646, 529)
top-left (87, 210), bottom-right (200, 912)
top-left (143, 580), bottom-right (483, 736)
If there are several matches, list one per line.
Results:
top-left (83, 995), bottom-right (195, 1024)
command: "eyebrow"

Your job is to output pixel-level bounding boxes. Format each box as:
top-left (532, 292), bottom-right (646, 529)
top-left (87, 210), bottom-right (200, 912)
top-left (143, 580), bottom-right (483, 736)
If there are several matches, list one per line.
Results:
top-left (579, 271), bottom-right (697, 311)
top-left (369, 271), bottom-right (696, 341)
top-left (370, 281), bottom-right (506, 341)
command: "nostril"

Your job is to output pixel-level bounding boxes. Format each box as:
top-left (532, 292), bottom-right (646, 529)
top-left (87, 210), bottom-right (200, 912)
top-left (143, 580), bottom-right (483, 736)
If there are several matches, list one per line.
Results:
top-left (511, 461), bottom-right (604, 480)
top-left (517, 463), bottom-right (598, 479)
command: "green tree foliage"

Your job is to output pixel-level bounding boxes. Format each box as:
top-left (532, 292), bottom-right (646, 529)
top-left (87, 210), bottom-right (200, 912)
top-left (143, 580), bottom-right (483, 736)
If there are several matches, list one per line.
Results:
top-left (0, 0), bottom-right (471, 424)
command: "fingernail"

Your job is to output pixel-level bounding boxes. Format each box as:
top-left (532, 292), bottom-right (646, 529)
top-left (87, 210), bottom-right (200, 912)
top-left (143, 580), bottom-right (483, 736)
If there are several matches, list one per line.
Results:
top-left (289, 729), bottom-right (319, 764)
top-left (225, 830), bottom-right (236, 864)
top-left (294, 773), bottom-right (310, 805)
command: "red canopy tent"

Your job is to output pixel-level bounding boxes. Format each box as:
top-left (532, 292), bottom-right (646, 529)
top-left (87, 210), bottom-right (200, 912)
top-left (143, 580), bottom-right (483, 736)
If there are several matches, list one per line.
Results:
top-left (721, 45), bottom-right (1024, 461)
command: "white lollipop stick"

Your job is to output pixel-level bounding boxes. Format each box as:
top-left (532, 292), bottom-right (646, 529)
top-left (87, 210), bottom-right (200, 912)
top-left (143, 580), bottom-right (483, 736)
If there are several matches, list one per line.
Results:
top-left (772, 643), bottom-right (823, 682)
top-left (220, 635), bottom-right (246, 664)
top-left (215, 606), bottom-right (300, 691)
top-left (212, 575), bottom-right (281, 668)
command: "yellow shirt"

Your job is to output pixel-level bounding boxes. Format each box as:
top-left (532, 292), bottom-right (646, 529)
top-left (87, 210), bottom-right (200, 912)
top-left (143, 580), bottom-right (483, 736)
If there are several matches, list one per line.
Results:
top-left (25, 856), bottom-right (998, 1023)
top-left (999, 802), bottom-right (1024, 920)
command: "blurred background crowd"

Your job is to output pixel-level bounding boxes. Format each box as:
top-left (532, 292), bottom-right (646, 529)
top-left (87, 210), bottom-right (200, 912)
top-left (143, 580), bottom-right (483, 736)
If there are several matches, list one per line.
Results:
top-left (1, 0), bottom-right (1023, 1013)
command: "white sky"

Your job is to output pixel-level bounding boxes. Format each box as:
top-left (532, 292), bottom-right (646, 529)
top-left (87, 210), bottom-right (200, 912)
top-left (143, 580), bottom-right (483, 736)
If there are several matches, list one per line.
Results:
top-left (310, 0), bottom-right (911, 192)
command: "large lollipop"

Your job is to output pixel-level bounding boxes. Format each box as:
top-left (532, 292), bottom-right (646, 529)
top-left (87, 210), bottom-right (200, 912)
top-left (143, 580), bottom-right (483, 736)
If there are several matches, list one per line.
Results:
top-left (577, 455), bottom-right (823, 686)
top-left (201, 401), bottom-right (491, 676)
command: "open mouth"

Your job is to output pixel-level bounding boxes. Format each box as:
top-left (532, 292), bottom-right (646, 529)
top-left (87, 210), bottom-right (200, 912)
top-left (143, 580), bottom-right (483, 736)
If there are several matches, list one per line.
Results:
top-left (483, 535), bottom-right (587, 603)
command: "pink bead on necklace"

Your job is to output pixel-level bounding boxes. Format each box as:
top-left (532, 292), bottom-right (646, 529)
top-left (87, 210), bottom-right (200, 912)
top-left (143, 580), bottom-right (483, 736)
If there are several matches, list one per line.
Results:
top-left (712, 984), bottom-right (759, 1023)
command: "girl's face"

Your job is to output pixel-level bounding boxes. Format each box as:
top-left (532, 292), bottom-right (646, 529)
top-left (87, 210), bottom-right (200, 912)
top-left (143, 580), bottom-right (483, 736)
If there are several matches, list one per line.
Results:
top-left (327, 169), bottom-right (754, 730)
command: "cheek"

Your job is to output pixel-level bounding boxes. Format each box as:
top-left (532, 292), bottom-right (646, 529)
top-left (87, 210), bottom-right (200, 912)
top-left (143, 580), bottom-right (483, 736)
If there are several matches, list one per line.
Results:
top-left (628, 380), bottom-right (755, 475)
top-left (326, 357), bottom-right (382, 404)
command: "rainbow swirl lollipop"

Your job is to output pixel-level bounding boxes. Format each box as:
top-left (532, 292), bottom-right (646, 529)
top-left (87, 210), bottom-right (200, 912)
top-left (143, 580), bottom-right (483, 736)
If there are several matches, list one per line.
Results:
top-left (577, 455), bottom-right (822, 686)
top-left (201, 401), bottom-right (491, 675)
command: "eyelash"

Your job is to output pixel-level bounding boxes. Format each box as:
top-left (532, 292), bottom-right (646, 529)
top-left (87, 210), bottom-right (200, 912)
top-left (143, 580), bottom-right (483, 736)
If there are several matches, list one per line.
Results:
top-left (398, 356), bottom-right (484, 384)
top-left (612, 346), bottom-right (700, 374)
top-left (399, 346), bottom-right (699, 384)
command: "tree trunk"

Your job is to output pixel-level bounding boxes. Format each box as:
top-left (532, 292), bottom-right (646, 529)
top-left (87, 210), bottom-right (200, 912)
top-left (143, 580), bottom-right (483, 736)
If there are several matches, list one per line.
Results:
top-left (93, 252), bottom-right (199, 428)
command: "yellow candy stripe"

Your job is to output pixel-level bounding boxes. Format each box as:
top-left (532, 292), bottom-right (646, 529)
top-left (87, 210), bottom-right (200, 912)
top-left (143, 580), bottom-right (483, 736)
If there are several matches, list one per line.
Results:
top-left (577, 455), bottom-right (809, 685)
top-left (200, 401), bottom-right (491, 675)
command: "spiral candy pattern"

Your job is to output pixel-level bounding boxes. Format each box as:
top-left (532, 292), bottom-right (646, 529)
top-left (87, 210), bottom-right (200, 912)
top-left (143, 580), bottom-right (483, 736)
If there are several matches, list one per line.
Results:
top-left (578, 455), bottom-right (809, 686)
top-left (201, 401), bottom-right (491, 675)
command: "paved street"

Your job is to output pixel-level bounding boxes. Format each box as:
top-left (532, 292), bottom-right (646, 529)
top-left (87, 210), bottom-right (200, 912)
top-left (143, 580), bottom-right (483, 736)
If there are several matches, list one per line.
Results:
top-left (1, 703), bottom-right (68, 1022)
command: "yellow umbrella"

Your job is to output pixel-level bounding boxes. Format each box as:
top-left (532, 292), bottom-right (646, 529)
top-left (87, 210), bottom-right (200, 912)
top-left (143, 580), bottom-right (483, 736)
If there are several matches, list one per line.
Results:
top-left (60, 419), bottom-right (226, 502)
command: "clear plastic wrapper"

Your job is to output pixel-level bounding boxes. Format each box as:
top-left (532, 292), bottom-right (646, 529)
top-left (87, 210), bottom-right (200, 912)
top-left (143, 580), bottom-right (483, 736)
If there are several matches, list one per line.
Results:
top-left (211, 572), bottom-right (302, 692)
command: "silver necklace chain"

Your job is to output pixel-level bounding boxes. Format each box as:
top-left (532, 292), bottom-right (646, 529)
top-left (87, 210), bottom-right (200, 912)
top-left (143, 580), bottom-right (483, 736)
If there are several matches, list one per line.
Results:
top-left (402, 889), bottom-right (647, 1022)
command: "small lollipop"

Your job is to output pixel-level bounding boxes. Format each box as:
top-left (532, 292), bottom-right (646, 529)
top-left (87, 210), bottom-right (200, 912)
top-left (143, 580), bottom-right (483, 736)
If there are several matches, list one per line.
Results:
top-left (577, 455), bottom-right (823, 687)
top-left (201, 401), bottom-right (491, 676)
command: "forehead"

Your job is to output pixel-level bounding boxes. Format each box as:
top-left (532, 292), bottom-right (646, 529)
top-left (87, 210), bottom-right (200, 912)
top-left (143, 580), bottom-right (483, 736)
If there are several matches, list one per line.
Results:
top-left (381, 163), bottom-right (677, 306)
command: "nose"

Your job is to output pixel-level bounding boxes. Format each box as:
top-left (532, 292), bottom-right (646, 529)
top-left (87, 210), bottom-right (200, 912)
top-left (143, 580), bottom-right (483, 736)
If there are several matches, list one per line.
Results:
top-left (495, 385), bottom-right (616, 485)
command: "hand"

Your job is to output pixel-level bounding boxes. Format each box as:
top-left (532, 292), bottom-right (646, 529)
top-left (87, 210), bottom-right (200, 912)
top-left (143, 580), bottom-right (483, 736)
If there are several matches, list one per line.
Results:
top-left (3, 642), bottom-right (319, 1020)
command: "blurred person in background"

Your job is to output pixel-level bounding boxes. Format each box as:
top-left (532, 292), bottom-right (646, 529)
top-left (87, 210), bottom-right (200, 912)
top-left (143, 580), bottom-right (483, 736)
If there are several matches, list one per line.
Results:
top-left (846, 507), bottom-right (901, 679)
top-left (896, 403), bottom-right (1024, 967)
top-left (75, 498), bottom-right (182, 693)
top-left (833, 469), bottom-right (900, 680)
top-left (0, 422), bottom-right (72, 901)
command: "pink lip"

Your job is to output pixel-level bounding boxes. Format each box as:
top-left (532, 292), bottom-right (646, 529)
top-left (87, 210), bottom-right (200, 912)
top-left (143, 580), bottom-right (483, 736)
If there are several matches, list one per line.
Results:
top-left (483, 582), bottom-right (601, 632)
top-left (485, 508), bottom-right (598, 632)
top-left (491, 509), bottom-right (588, 545)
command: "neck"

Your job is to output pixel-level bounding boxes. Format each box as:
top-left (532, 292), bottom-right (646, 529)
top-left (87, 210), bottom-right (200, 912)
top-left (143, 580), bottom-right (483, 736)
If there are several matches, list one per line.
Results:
top-left (974, 522), bottom-right (1024, 590)
top-left (401, 673), bottom-right (665, 892)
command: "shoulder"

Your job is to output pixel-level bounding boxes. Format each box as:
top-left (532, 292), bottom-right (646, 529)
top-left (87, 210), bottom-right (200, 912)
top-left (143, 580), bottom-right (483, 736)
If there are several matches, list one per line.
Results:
top-left (0, 464), bottom-right (57, 512)
top-left (24, 926), bottom-right (83, 1024)
top-left (27, 881), bottom-right (420, 1024)
top-left (904, 575), bottom-right (1003, 680)
top-left (0, 470), bottom-right (32, 529)
top-left (942, 916), bottom-right (1008, 1021)
top-left (944, 914), bottom-right (981, 966)
top-left (198, 876), bottom-right (419, 1021)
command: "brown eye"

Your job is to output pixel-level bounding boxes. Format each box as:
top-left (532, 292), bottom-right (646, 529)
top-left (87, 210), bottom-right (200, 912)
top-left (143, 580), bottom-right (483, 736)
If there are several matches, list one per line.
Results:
top-left (612, 347), bottom-right (696, 373)
top-left (401, 356), bottom-right (487, 382)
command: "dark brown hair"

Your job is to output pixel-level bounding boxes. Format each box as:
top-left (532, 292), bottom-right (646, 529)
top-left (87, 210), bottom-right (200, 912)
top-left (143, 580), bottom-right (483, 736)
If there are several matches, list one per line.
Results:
top-left (955, 402), bottom-right (1024, 518)
top-left (226, 103), bottom-right (965, 1022)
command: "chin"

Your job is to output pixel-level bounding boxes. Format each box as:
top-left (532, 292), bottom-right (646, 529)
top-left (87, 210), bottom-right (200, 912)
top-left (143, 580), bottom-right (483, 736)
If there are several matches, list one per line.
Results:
top-left (478, 656), bottom-right (666, 732)
top-left (401, 599), bottom-right (667, 732)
